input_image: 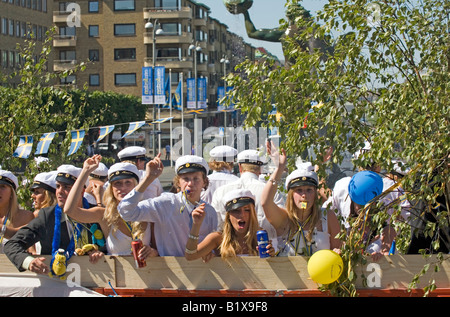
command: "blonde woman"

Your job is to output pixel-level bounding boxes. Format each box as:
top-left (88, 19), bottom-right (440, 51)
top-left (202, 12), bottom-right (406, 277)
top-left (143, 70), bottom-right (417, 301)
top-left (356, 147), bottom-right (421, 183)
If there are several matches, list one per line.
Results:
top-left (261, 149), bottom-right (341, 256)
top-left (64, 155), bottom-right (158, 258)
top-left (0, 170), bottom-right (34, 251)
top-left (185, 189), bottom-right (275, 261)
top-left (30, 171), bottom-right (58, 218)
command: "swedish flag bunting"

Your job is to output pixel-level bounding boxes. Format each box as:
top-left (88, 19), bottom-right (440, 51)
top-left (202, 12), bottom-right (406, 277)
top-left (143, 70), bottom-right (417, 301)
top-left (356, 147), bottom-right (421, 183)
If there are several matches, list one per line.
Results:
top-left (96, 125), bottom-right (115, 143)
top-left (68, 130), bottom-right (85, 156)
top-left (35, 132), bottom-right (57, 155)
top-left (121, 121), bottom-right (145, 139)
top-left (13, 136), bottom-right (33, 159)
top-left (151, 117), bottom-right (174, 124)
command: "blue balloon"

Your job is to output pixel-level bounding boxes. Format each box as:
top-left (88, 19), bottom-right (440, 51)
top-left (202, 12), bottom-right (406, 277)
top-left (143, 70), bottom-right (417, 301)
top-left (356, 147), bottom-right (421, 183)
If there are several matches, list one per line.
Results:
top-left (348, 171), bottom-right (383, 205)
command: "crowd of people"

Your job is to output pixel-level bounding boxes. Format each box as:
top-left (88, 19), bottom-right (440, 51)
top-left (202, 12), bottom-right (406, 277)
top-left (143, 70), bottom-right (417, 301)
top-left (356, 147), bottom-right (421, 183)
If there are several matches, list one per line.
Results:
top-left (0, 142), bottom-right (447, 276)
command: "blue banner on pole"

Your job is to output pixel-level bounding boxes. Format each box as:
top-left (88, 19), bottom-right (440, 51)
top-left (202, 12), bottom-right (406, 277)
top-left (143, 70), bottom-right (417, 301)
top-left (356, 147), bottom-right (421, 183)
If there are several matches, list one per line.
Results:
top-left (154, 66), bottom-right (166, 105)
top-left (217, 86), bottom-right (225, 111)
top-left (186, 78), bottom-right (195, 109)
top-left (142, 67), bottom-right (153, 104)
top-left (198, 78), bottom-right (207, 109)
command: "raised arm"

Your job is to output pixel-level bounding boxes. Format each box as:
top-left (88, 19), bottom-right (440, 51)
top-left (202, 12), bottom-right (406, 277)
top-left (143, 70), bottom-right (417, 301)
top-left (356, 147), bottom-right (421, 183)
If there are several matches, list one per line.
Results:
top-left (63, 155), bottom-right (104, 223)
top-left (135, 153), bottom-right (164, 193)
top-left (261, 142), bottom-right (288, 230)
top-left (185, 203), bottom-right (221, 261)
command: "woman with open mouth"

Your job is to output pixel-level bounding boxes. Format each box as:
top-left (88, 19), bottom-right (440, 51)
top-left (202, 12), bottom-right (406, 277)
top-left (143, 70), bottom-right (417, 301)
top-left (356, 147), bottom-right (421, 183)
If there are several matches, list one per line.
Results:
top-left (185, 188), bottom-right (275, 261)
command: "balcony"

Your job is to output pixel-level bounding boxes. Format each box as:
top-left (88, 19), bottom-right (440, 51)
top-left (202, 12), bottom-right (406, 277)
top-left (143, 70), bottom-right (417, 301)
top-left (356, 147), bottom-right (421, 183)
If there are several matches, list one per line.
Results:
top-left (53, 11), bottom-right (70, 24)
top-left (53, 35), bottom-right (77, 47)
top-left (53, 59), bottom-right (78, 72)
top-left (144, 32), bottom-right (193, 45)
top-left (193, 17), bottom-right (207, 27)
top-left (144, 57), bottom-right (193, 70)
top-left (144, 7), bottom-right (192, 20)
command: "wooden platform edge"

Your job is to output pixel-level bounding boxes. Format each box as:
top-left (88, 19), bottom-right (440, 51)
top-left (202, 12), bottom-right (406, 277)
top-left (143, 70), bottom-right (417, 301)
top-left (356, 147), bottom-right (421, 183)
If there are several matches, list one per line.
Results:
top-left (1, 254), bottom-right (449, 297)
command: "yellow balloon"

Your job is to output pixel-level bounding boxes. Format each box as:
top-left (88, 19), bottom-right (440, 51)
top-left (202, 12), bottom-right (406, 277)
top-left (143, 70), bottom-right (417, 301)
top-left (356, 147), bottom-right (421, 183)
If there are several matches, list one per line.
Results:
top-left (307, 250), bottom-right (343, 284)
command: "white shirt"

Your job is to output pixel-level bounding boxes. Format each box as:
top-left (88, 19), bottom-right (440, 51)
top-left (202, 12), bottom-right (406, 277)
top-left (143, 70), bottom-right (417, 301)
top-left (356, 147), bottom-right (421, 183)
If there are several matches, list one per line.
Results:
top-left (380, 177), bottom-right (411, 223)
top-left (106, 224), bottom-right (151, 256)
top-left (139, 170), bottom-right (164, 200)
top-left (327, 176), bottom-right (352, 228)
top-left (200, 170), bottom-right (239, 204)
top-left (277, 211), bottom-right (330, 256)
top-left (118, 190), bottom-right (218, 257)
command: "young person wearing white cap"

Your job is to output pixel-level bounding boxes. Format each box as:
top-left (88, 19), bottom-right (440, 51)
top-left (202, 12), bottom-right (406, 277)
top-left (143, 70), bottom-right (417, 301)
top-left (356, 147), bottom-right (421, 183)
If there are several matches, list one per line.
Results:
top-left (4, 165), bottom-right (105, 274)
top-left (185, 188), bottom-right (275, 261)
top-left (118, 146), bottom-right (163, 200)
top-left (118, 154), bottom-right (218, 257)
top-left (261, 149), bottom-right (341, 256)
top-left (30, 171), bottom-right (58, 218)
top-left (64, 154), bottom-right (158, 258)
top-left (200, 145), bottom-right (239, 204)
top-left (83, 162), bottom-right (108, 206)
top-left (211, 149), bottom-right (285, 225)
top-left (29, 171), bottom-right (58, 255)
top-left (0, 170), bottom-right (34, 252)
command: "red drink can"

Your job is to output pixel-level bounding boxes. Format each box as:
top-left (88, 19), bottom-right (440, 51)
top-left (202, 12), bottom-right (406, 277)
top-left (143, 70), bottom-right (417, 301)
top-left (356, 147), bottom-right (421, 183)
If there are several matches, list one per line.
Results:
top-left (131, 239), bottom-right (146, 268)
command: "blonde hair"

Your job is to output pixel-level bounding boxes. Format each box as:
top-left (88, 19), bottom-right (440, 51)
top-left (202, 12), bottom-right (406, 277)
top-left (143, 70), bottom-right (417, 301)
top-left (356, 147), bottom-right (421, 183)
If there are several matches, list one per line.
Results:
top-left (218, 203), bottom-right (259, 258)
top-left (6, 188), bottom-right (18, 223)
top-left (239, 163), bottom-right (261, 174)
top-left (208, 161), bottom-right (234, 172)
top-left (102, 178), bottom-right (147, 239)
top-left (285, 188), bottom-right (320, 242)
top-left (41, 190), bottom-right (57, 210)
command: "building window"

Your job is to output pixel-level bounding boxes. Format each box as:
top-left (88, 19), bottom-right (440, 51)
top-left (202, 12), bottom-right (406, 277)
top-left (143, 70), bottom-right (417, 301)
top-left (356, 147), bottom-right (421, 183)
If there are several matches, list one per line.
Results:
top-left (114, 23), bottom-right (135, 36)
top-left (155, 0), bottom-right (178, 9)
top-left (160, 22), bottom-right (180, 35)
top-left (89, 25), bottom-right (99, 37)
top-left (1, 51), bottom-right (8, 68)
top-left (114, 0), bottom-right (134, 11)
top-left (60, 75), bottom-right (76, 85)
top-left (1, 18), bottom-right (7, 35)
top-left (9, 19), bottom-right (14, 36)
top-left (114, 48), bottom-right (136, 61)
top-left (89, 0), bottom-right (99, 12)
top-left (89, 74), bottom-right (100, 86)
top-left (115, 73), bottom-right (136, 86)
top-left (89, 49), bottom-right (99, 61)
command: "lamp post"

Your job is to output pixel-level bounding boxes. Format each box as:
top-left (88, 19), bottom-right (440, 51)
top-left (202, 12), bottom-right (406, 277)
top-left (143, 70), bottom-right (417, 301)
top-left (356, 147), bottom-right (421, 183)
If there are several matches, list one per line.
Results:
top-left (145, 18), bottom-right (163, 156)
top-left (189, 41), bottom-right (202, 155)
top-left (220, 55), bottom-right (230, 142)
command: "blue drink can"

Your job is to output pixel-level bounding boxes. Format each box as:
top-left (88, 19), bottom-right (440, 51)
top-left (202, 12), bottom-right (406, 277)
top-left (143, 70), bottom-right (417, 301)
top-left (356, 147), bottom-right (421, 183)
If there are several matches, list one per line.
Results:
top-left (256, 230), bottom-right (270, 258)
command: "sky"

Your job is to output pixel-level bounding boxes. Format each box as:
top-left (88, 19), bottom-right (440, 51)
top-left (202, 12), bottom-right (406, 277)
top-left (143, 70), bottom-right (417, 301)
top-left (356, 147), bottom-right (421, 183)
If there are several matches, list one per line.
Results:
top-left (201, 0), bottom-right (330, 61)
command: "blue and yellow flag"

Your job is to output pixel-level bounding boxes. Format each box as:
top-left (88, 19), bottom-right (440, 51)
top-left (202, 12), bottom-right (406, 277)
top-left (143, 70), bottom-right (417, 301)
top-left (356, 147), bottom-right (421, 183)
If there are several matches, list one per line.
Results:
top-left (68, 130), bottom-right (85, 156)
top-left (186, 109), bottom-right (205, 115)
top-left (163, 75), bottom-right (171, 109)
top-left (35, 132), bottom-right (56, 155)
top-left (96, 125), bottom-right (115, 143)
top-left (121, 121), bottom-right (145, 139)
top-left (150, 117), bottom-right (174, 124)
top-left (172, 81), bottom-right (182, 110)
top-left (13, 135), bottom-right (33, 159)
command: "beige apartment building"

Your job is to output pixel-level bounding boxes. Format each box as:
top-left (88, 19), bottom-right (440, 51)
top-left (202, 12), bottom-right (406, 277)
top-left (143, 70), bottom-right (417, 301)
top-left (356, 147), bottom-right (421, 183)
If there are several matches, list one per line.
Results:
top-left (1, 0), bottom-right (259, 155)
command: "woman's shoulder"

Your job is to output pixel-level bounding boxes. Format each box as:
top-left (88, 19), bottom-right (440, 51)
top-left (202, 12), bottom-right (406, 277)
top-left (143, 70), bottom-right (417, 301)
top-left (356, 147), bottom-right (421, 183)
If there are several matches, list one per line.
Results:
top-left (16, 208), bottom-right (35, 226)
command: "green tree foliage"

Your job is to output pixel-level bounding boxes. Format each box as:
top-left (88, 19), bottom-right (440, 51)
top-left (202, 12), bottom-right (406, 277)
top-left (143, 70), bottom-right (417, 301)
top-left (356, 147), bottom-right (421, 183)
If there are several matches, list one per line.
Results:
top-left (226, 0), bottom-right (449, 295)
top-left (0, 29), bottom-right (147, 209)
